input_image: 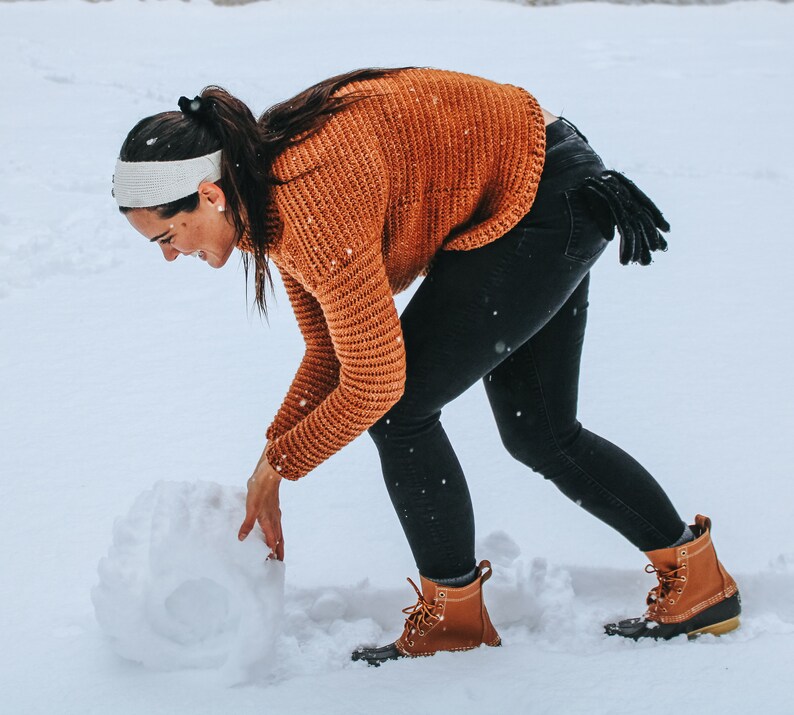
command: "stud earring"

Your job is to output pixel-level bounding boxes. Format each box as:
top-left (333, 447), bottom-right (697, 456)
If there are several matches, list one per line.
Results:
top-left (217, 205), bottom-right (226, 213)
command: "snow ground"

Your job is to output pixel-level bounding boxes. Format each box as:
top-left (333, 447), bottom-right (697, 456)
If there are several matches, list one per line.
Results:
top-left (1, 0), bottom-right (793, 713)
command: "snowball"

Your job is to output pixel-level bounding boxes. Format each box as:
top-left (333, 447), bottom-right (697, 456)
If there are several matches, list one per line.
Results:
top-left (92, 480), bottom-right (284, 685)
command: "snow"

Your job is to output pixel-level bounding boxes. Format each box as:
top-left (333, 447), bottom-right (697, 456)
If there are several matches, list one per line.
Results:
top-left (1, 0), bottom-right (793, 713)
top-left (91, 481), bottom-right (284, 684)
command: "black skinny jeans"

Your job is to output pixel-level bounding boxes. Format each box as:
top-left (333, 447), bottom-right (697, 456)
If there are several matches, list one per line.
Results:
top-left (368, 119), bottom-right (686, 582)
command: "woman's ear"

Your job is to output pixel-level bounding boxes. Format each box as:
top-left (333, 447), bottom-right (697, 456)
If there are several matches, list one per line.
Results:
top-left (197, 182), bottom-right (227, 211)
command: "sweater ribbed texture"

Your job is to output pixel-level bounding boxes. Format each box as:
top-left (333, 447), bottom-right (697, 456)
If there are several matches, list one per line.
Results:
top-left (245, 69), bottom-right (547, 480)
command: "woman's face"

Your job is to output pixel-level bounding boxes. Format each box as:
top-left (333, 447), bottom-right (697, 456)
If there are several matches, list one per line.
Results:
top-left (125, 183), bottom-right (238, 269)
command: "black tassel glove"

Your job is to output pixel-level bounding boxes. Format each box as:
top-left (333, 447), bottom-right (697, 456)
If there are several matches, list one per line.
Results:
top-left (577, 170), bottom-right (670, 266)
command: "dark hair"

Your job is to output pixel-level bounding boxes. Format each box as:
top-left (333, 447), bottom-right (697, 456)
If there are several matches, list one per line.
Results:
top-left (119, 67), bottom-right (409, 314)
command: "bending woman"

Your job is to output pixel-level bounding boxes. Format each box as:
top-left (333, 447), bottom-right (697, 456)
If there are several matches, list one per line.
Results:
top-left (114, 67), bottom-right (740, 664)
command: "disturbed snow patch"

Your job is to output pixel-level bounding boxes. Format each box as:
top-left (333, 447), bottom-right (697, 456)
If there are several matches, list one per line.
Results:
top-left (94, 490), bottom-right (775, 686)
top-left (92, 481), bottom-right (284, 685)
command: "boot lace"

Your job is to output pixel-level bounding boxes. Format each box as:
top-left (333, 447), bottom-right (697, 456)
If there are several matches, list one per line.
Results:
top-left (644, 563), bottom-right (687, 616)
top-left (402, 578), bottom-right (442, 636)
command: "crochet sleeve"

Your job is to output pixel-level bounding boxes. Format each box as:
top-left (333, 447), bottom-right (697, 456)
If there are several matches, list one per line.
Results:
top-left (265, 271), bottom-right (340, 442)
top-left (265, 242), bottom-right (406, 480)
top-left (264, 130), bottom-right (406, 480)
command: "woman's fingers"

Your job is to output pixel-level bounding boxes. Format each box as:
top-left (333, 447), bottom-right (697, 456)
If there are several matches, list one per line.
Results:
top-left (238, 499), bottom-right (258, 541)
top-left (238, 479), bottom-right (265, 541)
top-left (259, 510), bottom-right (284, 560)
top-left (238, 479), bottom-right (284, 560)
top-left (239, 454), bottom-right (284, 554)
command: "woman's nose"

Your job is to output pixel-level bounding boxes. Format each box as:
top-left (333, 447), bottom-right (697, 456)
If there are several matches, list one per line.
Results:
top-left (160, 244), bottom-right (179, 262)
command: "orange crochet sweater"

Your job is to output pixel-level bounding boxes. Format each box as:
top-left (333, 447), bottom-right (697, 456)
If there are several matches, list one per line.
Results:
top-left (252, 68), bottom-right (547, 480)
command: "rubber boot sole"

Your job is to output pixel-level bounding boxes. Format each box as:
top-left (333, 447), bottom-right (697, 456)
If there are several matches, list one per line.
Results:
top-left (605, 592), bottom-right (741, 640)
top-left (351, 639), bottom-right (500, 666)
top-left (687, 615), bottom-right (741, 638)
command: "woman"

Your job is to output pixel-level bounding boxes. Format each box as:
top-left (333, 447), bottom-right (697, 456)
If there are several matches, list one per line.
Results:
top-left (114, 67), bottom-right (740, 664)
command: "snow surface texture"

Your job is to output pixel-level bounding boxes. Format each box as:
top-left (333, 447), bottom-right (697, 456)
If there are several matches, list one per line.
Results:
top-left (1, 0), bottom-right (793, 713)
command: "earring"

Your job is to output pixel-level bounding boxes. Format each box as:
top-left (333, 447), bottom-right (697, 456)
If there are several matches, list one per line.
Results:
top-left (217, 205), bottom-right (226, 213)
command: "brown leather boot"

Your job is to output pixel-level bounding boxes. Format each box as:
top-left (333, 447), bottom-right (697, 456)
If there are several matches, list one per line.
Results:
top-left (605, 515), bottom-right (741, 639)
top-left (352, 560), bottom-right (501, 665)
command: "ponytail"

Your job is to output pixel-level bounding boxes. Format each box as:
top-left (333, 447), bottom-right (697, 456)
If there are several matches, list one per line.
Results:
top-left (187, 87), bottom-right (275, 316)
top-left (259, 67), bottom-right (409, 157)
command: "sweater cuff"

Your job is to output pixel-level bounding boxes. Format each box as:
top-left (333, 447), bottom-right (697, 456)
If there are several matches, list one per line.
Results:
top-left (264, 442), bottom-right (304, 481)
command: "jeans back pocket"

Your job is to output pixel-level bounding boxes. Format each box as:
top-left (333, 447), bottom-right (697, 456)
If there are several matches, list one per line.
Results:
top-left (563, 186), bottom-right (613, 263)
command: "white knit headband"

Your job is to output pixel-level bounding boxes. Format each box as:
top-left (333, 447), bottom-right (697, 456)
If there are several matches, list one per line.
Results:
top-left (112, 150), bottom-right (223, 208)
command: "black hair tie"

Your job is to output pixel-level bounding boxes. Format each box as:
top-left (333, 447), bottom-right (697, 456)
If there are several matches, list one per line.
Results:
top-left (178, 95), bottom-right (204, 115)
top-left (179, 95), bottom-right (217, 126)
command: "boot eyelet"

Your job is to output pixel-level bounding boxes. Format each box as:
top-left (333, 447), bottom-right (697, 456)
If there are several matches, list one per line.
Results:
top-left (662, 608), bottom-right (667, 612)
top-left (419, 630), bottom-right (425, 636)
top-left (680, 550), bottom-right (687, 556)
top-left (681, 576), bottom-right (687, 581)
top-left (439, 592), bottom-right (446, 598)
top-left (669, 599), bottom-right (675, 604)
top-left (677, 589), bottom-right (683, 594)
top-left (408, 640), bottom-right (414, 647)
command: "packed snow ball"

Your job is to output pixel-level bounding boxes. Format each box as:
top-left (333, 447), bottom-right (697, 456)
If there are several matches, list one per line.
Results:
top-left (92, 481), bottom-right (284, 684)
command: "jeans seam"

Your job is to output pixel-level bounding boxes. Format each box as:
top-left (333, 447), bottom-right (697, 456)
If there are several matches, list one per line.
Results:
top-left (545, 132), bottom-right (579, 153)
top-left (549, 154), bottom-right (595, 173)
top-left (525, 340), bottom-right (671, 546)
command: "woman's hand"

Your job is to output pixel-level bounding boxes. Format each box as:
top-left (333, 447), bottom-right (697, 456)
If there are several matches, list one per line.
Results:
top-left (238, 449), bottom-right (284, 561)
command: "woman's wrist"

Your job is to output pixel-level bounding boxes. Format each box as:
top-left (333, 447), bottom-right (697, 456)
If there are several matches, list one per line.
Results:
top-left (250, 449), bottom-right (282, 489)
